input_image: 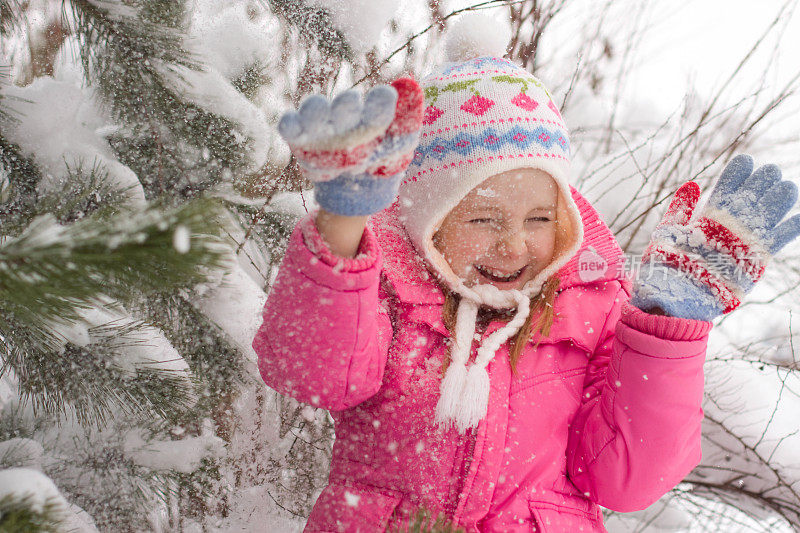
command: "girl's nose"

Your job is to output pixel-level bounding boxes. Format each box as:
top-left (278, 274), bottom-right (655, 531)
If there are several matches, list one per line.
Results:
top-left (497, 231), bottom-right (527, 258)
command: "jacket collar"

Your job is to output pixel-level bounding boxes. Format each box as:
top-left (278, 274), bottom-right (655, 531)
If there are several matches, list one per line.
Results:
top-left (371, 203), bottom-right (446, 306)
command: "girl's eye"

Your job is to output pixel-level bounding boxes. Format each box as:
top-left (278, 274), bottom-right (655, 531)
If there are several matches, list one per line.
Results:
top-left (468, 218), bottom-right (495, 224)
top-left (526, 216), bottom-right (552, 223)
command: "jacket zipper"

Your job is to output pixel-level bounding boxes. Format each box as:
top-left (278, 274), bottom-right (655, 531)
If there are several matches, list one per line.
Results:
top-left (444, 426), bottom-right (478, 519)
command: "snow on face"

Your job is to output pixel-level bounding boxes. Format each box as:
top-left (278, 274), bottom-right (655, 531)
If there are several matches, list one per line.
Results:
top-left (433, 169), bottom-right (559, 290)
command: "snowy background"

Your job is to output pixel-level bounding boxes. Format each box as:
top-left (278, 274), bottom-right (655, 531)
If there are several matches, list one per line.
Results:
top-left (2, 0), bottom-right (800, 531)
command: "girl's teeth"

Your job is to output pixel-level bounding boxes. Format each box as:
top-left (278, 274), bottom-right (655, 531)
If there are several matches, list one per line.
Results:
top-left (477, 265), bottom-right (525, 281)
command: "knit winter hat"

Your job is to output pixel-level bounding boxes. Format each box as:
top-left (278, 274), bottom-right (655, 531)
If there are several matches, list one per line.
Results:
top-left (397, 16), bottom-right (584, 432)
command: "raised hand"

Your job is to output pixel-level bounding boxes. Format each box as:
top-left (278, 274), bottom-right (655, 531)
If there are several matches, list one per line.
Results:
top-left (278, 78), bottom-right (424, 216)
top-left (631, 154), bottom-right (800, 320)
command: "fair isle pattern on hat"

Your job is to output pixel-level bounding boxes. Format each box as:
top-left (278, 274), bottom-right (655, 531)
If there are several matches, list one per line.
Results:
top-left (411, 122), bottom-right (569, 173)
top-left (403, 56), bottom-right (570, 187)
top-left (440, 56), bottom-right (512, 76)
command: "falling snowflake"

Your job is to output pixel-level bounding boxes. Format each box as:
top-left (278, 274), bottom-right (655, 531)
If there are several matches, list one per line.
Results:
top-left (344, 491), bottom-right (361, 507)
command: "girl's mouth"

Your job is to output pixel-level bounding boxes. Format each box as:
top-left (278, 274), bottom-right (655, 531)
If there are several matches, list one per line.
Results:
top-left (474, 264), bottom-right (527, 283)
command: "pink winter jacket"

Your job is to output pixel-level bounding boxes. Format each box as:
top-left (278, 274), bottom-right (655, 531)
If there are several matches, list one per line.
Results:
top-left (253, 188), bottom-right (712, 532)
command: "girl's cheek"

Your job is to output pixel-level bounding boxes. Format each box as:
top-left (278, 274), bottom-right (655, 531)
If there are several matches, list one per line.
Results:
top-left (529, 231), bottom-right (557, 260)
top-left (465, 239), bottom-right (491, 261)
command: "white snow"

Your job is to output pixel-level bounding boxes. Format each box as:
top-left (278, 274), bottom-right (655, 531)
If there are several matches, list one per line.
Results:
top-left (0, 438), bottom-right (44, 469)
top-left (46, 317), bottom-right (91, 350)
top-left (0, 167), bottom-right (9, 200)
top-left (77, 301), bottom-right (192, 377)
top-left (269, 191), bottom-right (316, 218)
top-left (209, 485), bottom-right (304, 533)
top-left (343, 490), bottom-right (361, 507)
top-left (123, 421), bottom-right (225, 474)
top-left (1, 0), bottom-right (61, 82)
top-left (300, 405), bottom-right (317, 423)
top-left (170, 1), bottom-right (292, 173)
top-left (0, 467), bottom-right (69, 515)
top-left (186, 1), bottom-right (279, 81)
top-left (0, 72), bottom-right (147, 208)
top-left (309, 0), bottom-right (398, 53)
top-left (192, 257), bottom-right (267, 367)
top-left (173, 224), bottom-right (191, 253)
top-left (2, 1), bottom-right (800, 532)
top-left (160, 62), bottom-right (271, 172)
top-left (0, 372), bottom-right (17, 412)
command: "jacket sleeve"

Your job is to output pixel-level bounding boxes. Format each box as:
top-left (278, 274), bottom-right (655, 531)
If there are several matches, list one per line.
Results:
top-left (566, 283), bottom-right (712, 512)
top-left (252, 212), bottom-right (393, 411)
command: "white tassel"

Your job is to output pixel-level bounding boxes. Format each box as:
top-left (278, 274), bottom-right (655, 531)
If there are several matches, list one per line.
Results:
top-left (435, 362), bottom-right (468, 427)
top-left (436, 289), bottom-right (533, 433)
top-left (451, 297), bottom-right (479, 363)
top-left (435, 297), bottom-right (478, 430)
top-left (475, 291), bottom-right (530, 366)
top-left (443, 291), bottom-right (532, 432)
top-left (456, 364), bottom-right (491, 432)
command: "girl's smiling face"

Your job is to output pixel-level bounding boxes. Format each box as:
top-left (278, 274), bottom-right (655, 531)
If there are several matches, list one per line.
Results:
top-left (432, 168), bottom-right (559, 290)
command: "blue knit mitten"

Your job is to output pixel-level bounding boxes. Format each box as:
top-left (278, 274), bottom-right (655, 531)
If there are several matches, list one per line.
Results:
top-left (278, 79), bottom-right (424, 216)
top-left (631, 154), bottom-right (800, 320)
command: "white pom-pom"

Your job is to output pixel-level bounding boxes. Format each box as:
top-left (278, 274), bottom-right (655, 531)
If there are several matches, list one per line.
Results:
top-left (444, 13), bottom-right (511, 63)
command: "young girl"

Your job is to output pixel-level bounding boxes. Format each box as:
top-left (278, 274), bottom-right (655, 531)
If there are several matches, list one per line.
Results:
top-left (253, 28), bottom-right (800, 532)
